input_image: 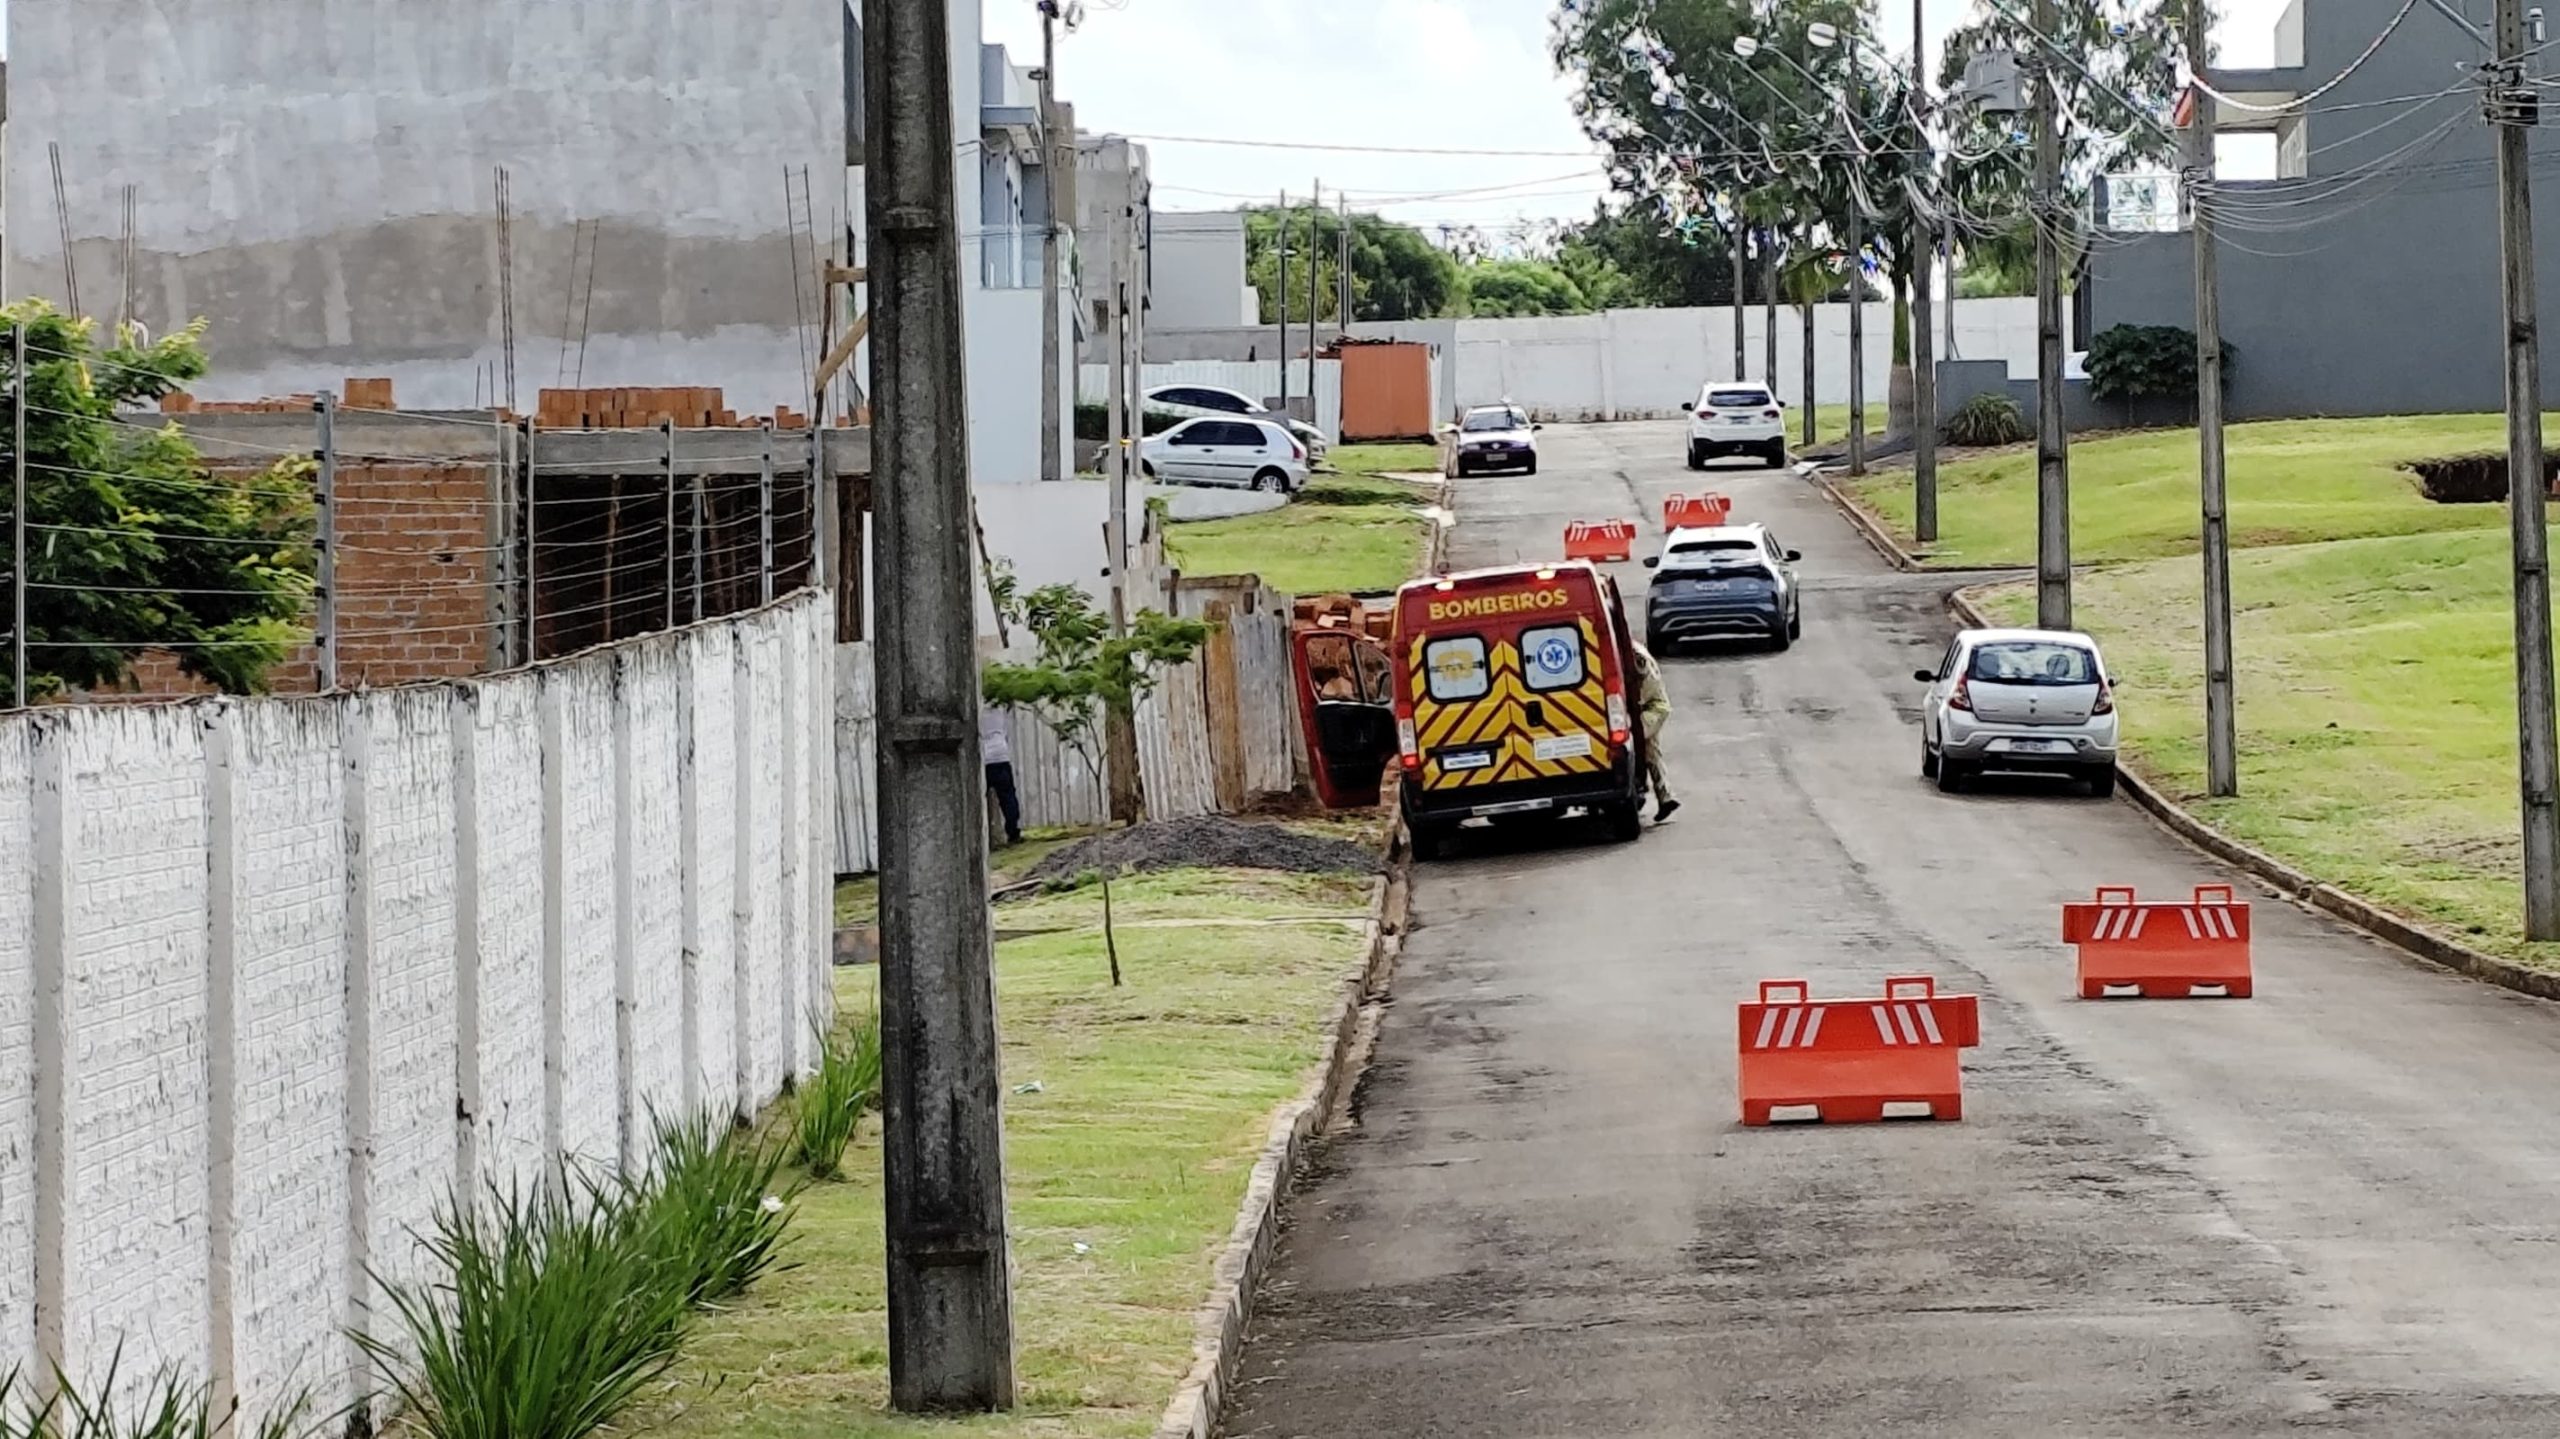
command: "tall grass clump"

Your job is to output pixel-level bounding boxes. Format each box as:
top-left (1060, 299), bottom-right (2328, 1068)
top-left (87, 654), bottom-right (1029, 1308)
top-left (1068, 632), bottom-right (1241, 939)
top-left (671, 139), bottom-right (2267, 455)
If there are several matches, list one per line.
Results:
top-left (0, 1352), bottom-right (319, 1439)
top-left (364, 1115), bottom-right (796, 1439)
top-left (634, 1109), bottom-right (797, 1305)
top-left (794, 1007), bottom-right (884, 1181)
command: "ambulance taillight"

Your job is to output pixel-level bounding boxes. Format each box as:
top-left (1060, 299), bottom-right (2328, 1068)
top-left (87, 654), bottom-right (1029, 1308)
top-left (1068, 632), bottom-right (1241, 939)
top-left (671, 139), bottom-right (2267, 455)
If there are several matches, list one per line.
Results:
top-left (1607, 692), bottom-right (1630, 747)
top-left (1397, 716), bottom-right (1420, 770)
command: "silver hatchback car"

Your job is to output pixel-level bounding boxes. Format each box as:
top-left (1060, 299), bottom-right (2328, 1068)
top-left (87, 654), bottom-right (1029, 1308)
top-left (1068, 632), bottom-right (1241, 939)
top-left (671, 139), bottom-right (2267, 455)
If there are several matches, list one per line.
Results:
top-left (1914, 628), bottom-right (2120, 796)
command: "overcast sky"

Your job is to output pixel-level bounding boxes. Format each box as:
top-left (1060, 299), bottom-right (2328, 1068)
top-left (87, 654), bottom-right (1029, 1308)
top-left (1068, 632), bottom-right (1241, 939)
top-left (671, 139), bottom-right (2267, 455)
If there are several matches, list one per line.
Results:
top-left (981, 0), bottom-right (2293, 238)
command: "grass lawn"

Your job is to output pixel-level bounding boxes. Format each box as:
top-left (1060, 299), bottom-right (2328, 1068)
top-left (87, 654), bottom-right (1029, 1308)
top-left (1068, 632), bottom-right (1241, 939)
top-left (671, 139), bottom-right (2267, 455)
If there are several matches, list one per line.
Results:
top-left (1329, 441), bottom-right (1442, 477)
top-left (644, 865), bottom-right (1375, 1437)
top-left (1166, 470), bottom-right (1433, 595)
top-left (1848, 415), bottom-right (2532, 567)
top-left (1974, 529), bottom-right (2560, 963)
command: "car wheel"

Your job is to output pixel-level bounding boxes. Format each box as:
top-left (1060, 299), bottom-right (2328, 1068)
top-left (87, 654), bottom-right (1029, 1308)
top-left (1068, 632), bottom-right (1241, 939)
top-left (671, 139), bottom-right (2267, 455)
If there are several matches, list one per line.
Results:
top-left (1685, 443), bottom-right (1704, 471)
top-left (1769, 622), bottom-right (1792, 653)
top-left (1251, 468), bottom-right (1287, 493)
top-left (1765, 441), bottom-right (1787, 468)
top-left (1603, 799), bottom-right (1643, 843)
top-left (1921, 737), bottom-right (1940, 778)
top-left (1646, 626), bottom-right (1666, 655)
top-left (1525, 457), bottom-right (1539, 475)
top-left (1936, 758), bottom-right (1970, 794)
top-left (1139, 461), bottom-right (1156, 480)
top-left (1454, 459), bottom-right (1473, 478)
top-left (1410, 819), bottom-right (1448, 862)
top-left (2087, 764), bottom-right (2119, 799)
top-left (1787, 608), bottom-right (1802, 641)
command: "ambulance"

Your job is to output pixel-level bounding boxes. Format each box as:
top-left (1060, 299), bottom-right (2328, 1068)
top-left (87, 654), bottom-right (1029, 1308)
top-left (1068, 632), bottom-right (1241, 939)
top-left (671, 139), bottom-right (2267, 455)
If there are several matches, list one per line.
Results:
top-left (1389, 562), bottom-right (1649, 858)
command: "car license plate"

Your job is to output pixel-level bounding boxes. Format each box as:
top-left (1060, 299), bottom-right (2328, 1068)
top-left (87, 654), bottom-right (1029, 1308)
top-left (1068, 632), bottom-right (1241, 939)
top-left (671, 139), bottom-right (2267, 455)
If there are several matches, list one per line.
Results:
top-left (1533, 732), bottom-right (1593, 762)
top-left (2006, 738), bottom-right (2067, 753)
top-left (1439, 749), bottom-right (1494, 771)
top-left (1698, 579), bottom-right (1732, 591)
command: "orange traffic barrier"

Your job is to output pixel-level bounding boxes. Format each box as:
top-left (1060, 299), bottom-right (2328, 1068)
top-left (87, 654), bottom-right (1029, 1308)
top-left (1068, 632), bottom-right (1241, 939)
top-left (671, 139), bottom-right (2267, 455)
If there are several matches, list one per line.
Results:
top-left (1737, 976), bottom-right (1981, 1125)
top-left (1663, 492), bottom-right (1731, 529)
top-left (1561, 519), bottom-right (1637, 562)
top-left (2061, 884), bottom-right (2253, 999)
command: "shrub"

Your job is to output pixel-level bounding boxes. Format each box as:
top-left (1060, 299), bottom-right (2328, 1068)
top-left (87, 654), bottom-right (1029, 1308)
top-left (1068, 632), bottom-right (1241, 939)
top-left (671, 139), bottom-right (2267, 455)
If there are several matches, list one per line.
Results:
top-left (2084, 323), bottom-right (2233, 403)
top-left (1942, 392), bottom-right (2031, 448)
top-left (794, 1008), bottom-right (885, 1182)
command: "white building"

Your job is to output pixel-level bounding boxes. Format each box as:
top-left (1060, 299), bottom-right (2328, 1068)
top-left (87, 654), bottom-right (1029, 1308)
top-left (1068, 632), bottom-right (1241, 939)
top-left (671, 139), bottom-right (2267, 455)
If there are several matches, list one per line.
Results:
top-left (1151, 210), bottom-right (1258, 330)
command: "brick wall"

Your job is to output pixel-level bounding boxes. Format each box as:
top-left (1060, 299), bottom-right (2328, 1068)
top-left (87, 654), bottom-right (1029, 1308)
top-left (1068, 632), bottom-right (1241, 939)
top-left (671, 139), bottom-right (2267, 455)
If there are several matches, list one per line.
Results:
top-left (0, 594), bottom-right (835, 1427)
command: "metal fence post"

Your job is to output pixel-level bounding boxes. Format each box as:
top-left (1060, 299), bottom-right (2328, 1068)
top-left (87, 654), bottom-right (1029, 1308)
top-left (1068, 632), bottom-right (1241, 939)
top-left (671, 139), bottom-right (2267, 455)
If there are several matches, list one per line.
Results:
top-left (315, 394), bottom-right (338, 690)
top-left (521, 417), bottom-right (539, 663)
top-left (760, 419), bottom-right (777, 606)
top-left (12, 322), bottom-right (27, 707)
top-left (662, 418), bottom-right (678, 632)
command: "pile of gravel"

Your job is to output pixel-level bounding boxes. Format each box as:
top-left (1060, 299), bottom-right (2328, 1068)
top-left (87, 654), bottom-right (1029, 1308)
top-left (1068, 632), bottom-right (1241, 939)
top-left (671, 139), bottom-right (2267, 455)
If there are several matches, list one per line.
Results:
top-left (1021, 814), bottom-right (1380, 886)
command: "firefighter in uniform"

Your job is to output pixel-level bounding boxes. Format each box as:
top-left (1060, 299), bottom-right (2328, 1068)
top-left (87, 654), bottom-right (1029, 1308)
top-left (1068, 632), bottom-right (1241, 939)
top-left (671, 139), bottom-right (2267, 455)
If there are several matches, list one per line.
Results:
top-left (1630, 642), bottom-right (1680, 822)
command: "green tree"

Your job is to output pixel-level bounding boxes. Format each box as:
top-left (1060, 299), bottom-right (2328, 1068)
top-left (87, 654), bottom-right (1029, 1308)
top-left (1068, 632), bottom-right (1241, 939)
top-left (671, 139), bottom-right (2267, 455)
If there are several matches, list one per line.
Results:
top-left (980, 576), bottom-right (1208, 986)
top-left (1456, 258), bottom-right (1592, 318)
top-left (5, 304), bottom-right (313, 705)
top-left (1243, 206), bottom-right (1463, 322)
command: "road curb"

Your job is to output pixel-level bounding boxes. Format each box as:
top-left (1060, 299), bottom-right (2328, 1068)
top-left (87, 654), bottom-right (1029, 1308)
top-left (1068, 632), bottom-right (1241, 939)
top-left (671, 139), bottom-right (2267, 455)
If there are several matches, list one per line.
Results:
top-left (1152, 794), bottom-right (1412, 1439)
top-left (1945, 587), bottom-right (2560, 1004)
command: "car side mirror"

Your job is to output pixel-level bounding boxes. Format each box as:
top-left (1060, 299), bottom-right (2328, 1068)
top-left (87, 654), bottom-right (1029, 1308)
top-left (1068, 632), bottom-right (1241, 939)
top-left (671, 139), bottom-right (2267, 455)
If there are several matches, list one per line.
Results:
top-left (1678, 402), bottom-right (1694, 413)
top-left (1914, 669), bottom-right (1938, 684)
top-left (1642, 556), bottom-right (1660, 569)
top-left (2106, 676), bottom-right (2125, 688)
top-left (1785, 549), bottom-right (1802, 562)
top-left (1533, 423), bottom-right (1545, 431)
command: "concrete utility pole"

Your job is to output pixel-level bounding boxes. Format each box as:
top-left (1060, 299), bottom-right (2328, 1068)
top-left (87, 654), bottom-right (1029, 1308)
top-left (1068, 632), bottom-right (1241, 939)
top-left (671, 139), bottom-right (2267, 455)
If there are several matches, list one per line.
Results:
top-left (1731, 209), bottom-right (1748, 381)
top-left (1307, 179), bottom-right (1321, 414)
top-left (1276, 189), bottom-right (1291, 411)
top-left (1338, 194), bottom-right (1353, 329)
top-left (2488, 0), bottom-right (2560, 937)
top-left (1847, 202), bottom-right (1867, 477)
top-left (1762, 232), bottom-right (1777, 394)
top-left (2031, 7), bottom-right (2072, 631)
top-left (865, 0), bottom-right (1018, 1410)
top-left (1037, 5), bottom-right (1064, 481)
top-left (2186, 12), bottom-right (2236, 799)
top-left (1911, 0), bottom-right (1939, 544)
top-left (12, 322), bottom-right (25, 707)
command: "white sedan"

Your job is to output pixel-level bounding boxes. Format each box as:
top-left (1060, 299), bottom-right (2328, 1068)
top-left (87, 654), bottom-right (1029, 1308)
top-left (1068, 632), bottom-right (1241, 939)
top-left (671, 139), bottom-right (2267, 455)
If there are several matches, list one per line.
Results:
top-left (1139, 417), bottom-right (1310, 493)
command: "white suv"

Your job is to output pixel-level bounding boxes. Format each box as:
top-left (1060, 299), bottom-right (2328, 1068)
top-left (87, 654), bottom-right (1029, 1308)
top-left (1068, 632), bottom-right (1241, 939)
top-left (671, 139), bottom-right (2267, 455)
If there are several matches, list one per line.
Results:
top-left (1680, 383), bottom-right (1788, 469)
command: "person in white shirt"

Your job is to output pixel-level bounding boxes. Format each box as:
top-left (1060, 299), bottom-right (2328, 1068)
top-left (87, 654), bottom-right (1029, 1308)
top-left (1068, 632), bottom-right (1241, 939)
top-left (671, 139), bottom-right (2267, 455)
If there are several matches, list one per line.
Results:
top-left (981, 706), bottom-right (1021, 846)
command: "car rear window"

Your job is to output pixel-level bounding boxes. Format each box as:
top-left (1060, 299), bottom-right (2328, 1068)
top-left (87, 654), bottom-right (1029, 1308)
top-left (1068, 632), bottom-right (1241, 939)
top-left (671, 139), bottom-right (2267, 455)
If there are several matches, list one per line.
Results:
top-left (1665, 539), bottom-right (1763, 567)
top-left (1967, 642), bottom-right (2099, 685)
top-left (1707, 389), bottom-right (1772, 409)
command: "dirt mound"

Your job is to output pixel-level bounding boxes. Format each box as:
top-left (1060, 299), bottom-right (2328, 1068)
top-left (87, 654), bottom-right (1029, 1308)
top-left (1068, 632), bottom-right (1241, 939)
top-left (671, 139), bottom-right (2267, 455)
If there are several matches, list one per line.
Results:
top-left (1021, 815), bottom-right (1380, 886)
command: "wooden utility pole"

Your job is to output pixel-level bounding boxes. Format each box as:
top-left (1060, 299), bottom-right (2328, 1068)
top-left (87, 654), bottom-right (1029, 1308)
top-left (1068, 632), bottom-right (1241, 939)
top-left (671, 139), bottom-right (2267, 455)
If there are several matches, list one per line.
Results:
top-left (2032, 1), bottom-right (2072, 630)
top-left (2187, 13), bottom-right (2235, 798)
top-left (1911, 0), bottom-right (1939, 542)
top-left (2489, 0), bottom-right (2560, 936)
top-left (866, 0), bottom-right (1018, 1409)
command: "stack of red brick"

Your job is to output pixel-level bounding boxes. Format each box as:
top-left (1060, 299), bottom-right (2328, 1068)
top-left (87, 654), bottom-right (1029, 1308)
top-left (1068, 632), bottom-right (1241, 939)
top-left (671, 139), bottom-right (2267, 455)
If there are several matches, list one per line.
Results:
top-left (535, 387), bottom-right (825, 429)
top-left (161, 377), bottom-right (402, 414)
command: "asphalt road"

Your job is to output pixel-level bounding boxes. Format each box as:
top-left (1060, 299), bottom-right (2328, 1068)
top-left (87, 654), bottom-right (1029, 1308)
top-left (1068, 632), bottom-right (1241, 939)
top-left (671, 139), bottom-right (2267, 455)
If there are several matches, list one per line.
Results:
top-left (1220, 422), bottom-right (2560, 1437)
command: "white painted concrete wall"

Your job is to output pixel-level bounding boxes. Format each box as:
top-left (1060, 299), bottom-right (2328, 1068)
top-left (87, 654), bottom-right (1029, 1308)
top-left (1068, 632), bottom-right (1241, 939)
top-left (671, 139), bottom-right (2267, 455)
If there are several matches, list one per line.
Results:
top-left (0, 594), bottom-right (835, 1428)
top-left (1351, 297), bottom-right (2041, 421)
top-left (1152, 211), bottom-right (1257, 329)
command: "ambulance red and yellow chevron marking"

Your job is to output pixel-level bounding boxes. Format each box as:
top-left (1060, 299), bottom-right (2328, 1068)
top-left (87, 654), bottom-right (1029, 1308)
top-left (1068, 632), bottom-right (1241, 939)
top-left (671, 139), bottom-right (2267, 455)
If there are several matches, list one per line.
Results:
top-left (1407, 629), bottom-right (1613, 791)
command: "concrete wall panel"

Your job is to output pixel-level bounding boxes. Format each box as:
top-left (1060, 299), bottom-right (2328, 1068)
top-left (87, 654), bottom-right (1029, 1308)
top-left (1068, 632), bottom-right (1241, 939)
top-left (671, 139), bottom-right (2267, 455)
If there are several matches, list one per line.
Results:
top-left (0, 718), bottom-right (32, 1379)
